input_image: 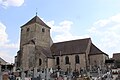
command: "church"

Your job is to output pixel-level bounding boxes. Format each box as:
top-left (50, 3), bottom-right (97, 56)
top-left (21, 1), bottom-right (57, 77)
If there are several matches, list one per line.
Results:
top-left (15, 15), bottom-right (109, 75)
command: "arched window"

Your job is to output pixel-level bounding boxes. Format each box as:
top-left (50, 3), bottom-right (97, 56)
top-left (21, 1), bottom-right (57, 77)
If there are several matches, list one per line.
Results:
top-left (39, 58), bottom-right (42, 66)
top-left (65, 56), bottom-right (69, 64)
top-left (42, 28), bottom-right (45, 32)
top-left (75, 55), bottom-right (80, 64)
top-left (56, 57), bottom-right (60, 65)
top-left (27, 28), bottom-right (30, 32)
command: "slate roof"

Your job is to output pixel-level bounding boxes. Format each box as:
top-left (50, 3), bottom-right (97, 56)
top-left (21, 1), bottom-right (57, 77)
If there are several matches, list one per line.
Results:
top-left (21, 16), bottom-right (50, 29)
top-left (51, 38), bottom-right (91, 56)
top-left (35, 46), bottom-right (53, 58)
top-left (89, 43), bottom-right (108, 56)
top-left (51, 38), bottom-right (108, 56)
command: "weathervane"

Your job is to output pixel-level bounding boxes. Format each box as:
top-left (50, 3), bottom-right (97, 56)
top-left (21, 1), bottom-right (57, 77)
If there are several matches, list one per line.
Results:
top-left (36, 8), bottom-right (38, 16)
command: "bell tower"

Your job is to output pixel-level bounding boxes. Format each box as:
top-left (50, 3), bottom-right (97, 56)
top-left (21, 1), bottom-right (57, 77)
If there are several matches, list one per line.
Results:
top-left (20, 15), bottom-right (51, 49)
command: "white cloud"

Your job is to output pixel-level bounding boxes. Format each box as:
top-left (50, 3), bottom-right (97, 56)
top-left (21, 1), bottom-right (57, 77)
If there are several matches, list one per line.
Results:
top-left (47, 14), bottom-right (120, 58)
top-left (89, 13), bottom-right (120, 57)
top-left (110, 14), bottom-right (120, 23)
top-left (0, 51), bottom-right (13, 63)
top-left (0, 0), bottom-right (24, 7)
top-left (0, 22), bottom-right (19, 63)
top-left (50, 20), bottom-right (72, 33)
top-left (93, 19), bottom-right (110, 27)
top-left (47, 20), bottom-right (89, 42)
top-left (0, 22), bottom-right (9, 45)
top-left (0, 22), bottom-right (19, 49)
top-left (2, 42), bottom-right (19, 48)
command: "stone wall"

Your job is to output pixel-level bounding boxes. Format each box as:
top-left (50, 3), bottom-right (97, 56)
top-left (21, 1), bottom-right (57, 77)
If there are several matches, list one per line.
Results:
top-left (20, 23), bottom-right (51, 49)
top-left (48, 58), bottom-right (55, 68)
top-left (89, 54), bottom-right (108, 69)
top-left (35, 23), bottom-right (51, 48)
top-left (85, 38), bottom-right (92, 69)
top-left (35, 52), bottom-right (47, 69)
top-left (19, 21), bottom-right (52, 71)
top-left (20, 23), bottom-right (36, 49)
top-left (54, 54), bottom-right (86, 72)
top-left (22, 44), bottom-right (35, 71)
top-left (113, 53), bottom-right (120, 61)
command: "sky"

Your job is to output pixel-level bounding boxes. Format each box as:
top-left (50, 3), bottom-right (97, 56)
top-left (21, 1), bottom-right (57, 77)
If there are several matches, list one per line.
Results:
top-left (0, 0), bottom-right (120, 63)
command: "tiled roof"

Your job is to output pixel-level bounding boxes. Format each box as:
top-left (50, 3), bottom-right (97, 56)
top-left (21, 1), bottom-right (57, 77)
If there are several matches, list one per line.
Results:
top-left (35, 46), bottom-right (53, 58)
top-left (89, 43), bottom-right (108, 56)
top-left (21, 16), bottom-right (50, 28)
top-left (51, 38), bottom-right (91, 56)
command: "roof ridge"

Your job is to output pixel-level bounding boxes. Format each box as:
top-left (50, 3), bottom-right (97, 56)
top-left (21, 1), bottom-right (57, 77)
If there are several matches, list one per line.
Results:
top-left (51, 38), bottom-right (91, 56)
top-left (21, 15), bottom-right (50, 28)
top-left (54, 38), bottom-right (91, 44)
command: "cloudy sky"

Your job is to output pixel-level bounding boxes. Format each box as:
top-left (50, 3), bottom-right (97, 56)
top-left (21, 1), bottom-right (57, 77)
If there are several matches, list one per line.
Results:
top-left (0, 0), bottom-right (120, 63)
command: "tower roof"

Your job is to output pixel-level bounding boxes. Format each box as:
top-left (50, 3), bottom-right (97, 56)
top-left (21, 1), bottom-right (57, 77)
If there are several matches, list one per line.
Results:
top-left (21, 15), bottom-right (50, 29)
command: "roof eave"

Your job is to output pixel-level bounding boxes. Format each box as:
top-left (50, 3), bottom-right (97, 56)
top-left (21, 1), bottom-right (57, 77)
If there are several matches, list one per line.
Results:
top-left (89, 52), bottom-right (108, 56)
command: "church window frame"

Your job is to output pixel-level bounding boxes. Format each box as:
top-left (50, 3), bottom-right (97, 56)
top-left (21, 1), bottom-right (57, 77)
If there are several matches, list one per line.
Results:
top-left (75, 55), bottom-right (80, 64)
top-left (42, 28), bottom-right (45, 32)
top-left (39, 58), bottom-right (42, 66)
top-left (56, 57), bottom-right (60, 65)
top-left (65, 56), bottom-right (69, 64)
top-left (27, 28), bottom-right (30, 32)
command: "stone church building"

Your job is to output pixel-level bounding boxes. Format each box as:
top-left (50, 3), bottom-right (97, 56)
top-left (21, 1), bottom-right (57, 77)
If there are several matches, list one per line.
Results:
top-left (15, 15), bottom-right (109, 74)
